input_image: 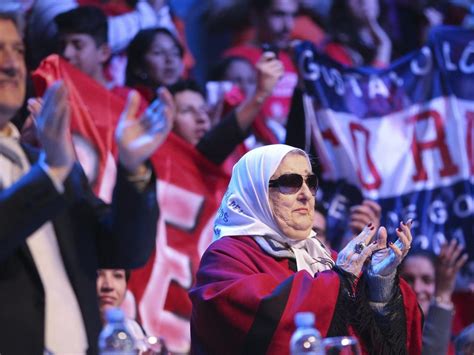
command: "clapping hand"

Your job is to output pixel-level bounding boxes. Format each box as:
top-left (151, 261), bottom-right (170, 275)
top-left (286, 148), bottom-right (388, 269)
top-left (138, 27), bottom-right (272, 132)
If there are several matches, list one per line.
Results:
top-left (36, 81), bottom-right (75, 182)
top-left (337, 223), bottom-right (383, 277)
top-left (20, 97), bottom-right (43, 146)
top-left (115, 88), bottom-right (174, 174)
top-left (370, 220), bottom-right (413, 277)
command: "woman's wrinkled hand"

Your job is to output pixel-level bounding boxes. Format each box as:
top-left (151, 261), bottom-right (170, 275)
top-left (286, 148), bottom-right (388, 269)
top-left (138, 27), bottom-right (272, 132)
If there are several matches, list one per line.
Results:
top-left (370, 220), bottom-right (413, 277)
top-left (337, 223), bottom-right (383, 277)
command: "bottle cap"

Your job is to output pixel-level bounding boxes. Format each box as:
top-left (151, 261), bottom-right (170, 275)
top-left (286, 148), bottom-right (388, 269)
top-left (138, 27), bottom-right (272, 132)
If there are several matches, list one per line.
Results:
top-left (294, 312), bottom-right (315, 327)
top-left (105, 307), bottom-right (125, 323)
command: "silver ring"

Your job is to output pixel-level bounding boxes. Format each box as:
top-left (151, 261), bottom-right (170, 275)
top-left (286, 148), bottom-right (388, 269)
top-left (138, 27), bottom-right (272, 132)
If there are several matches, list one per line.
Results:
top-left (354, 242), bottom-right (366, 254)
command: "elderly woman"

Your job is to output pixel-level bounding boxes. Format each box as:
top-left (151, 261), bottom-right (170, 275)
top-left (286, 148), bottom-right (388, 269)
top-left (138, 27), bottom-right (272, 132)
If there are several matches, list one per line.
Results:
top-left (189, 144), bottom-right (422, 354)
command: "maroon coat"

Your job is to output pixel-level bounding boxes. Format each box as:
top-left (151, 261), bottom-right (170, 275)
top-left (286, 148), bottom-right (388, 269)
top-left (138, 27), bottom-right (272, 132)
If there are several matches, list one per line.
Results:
top-left (190, 236), bottom-right (422, 355)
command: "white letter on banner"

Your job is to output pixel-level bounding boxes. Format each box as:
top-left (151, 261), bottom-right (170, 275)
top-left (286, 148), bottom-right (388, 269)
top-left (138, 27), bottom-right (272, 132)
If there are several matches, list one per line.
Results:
top-left (459, 41), bottom-right (474, 74)
top-left (452, 228), bottom-right (466, 248)
top-left (389, 71), bottom-right (404, 87)
top-left (443, 41), bottom-right (458, 71)
top-left (345, 73), bottom-right (363, 97)
top-left (402, 204), bottom-right (419, 229)
top-left (328, 194), bottom-right (348, 220)
top-left (333, 69), bottom-right (345, 95)
top-left (453, 194), bottom-right (474, 218)
top-left (428, 200), bottom-right (448, 224)
top-left (432, 232), bottom-right (448, 255)
top-left (299, 49), bottom-right (320, 81)
top-left (368, 75), bottom-right (389, 98)
top-left (386, 211), bottom-right (400, 234)
top-left (413, 235), bottom-right (430, 250)
top-left (138, 181), bottom-right (211, 354)
top-left (411, 46), bottom-right (432, 75)
top-left (321, 67), bottom-right (345, 95)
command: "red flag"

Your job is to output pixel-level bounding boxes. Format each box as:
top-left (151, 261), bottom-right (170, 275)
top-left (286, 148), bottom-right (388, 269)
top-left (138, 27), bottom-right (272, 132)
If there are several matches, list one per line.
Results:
top-left (32, 54), bottom-right (127, 201)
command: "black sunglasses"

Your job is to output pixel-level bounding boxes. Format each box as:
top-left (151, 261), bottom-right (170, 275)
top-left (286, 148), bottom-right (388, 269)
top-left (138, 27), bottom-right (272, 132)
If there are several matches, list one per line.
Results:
top-left (269, 174), bottom-right (318, 195)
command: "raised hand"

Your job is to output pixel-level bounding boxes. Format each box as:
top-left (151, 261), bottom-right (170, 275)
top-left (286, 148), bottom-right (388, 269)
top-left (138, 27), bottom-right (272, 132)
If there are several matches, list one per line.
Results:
top-left (435, 239), bottom-right (468, 303)
top-left (254, 52), bottom-right (284, 101)
top-left (35, 81), bottom-right (75, 181)
top-left (337, 223), bottom-right (382, 276)
top-left (115, 88), bottom-right (174, 174)
top-left (370, 220), bottom-right (413, 277)
top-left (349, 199), bottom-right (382, 235)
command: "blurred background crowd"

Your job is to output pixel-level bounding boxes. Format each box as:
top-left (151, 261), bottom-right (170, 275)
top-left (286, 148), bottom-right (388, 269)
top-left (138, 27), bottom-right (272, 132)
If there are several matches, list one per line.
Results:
top-left (3, 0), bottom-right (474, 353)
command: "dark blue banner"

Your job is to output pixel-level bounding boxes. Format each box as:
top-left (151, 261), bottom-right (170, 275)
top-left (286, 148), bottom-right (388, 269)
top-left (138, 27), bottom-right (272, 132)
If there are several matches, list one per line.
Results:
top-left (292, 26), bottom-right (474, 286)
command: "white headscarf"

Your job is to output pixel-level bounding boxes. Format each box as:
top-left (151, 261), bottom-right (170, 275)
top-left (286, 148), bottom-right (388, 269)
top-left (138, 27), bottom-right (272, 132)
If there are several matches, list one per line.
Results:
top-left (214, 144), bottom-right (334, 276)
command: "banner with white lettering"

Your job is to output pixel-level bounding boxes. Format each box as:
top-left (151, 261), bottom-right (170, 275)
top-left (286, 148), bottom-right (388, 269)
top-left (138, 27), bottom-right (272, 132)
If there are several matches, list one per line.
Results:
top-left (126, 133), bottom-right (229, 353)
top-left (292, 27), bottom-right (473, 281)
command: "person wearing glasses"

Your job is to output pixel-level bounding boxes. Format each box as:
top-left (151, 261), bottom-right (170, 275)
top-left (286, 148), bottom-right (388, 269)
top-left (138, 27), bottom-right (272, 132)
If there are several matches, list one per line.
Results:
top-left (189, 144), bottom-right (422, 354)
top-left (166, 50), bottom-right (283, 166)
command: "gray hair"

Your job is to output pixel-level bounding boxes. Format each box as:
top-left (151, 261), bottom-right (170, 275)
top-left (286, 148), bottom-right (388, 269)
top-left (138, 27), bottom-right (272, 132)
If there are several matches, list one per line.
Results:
top-left (0, 2), bottom-right (25, 36)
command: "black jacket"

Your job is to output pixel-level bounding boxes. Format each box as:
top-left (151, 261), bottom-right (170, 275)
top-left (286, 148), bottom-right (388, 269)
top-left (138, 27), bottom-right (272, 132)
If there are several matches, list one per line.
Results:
top-left (0, 147), bottom-right (158, 355)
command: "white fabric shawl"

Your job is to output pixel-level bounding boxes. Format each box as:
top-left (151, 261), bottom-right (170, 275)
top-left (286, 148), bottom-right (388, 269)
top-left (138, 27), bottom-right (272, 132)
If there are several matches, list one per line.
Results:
top-left (213, 144), bottom-right (334, 276)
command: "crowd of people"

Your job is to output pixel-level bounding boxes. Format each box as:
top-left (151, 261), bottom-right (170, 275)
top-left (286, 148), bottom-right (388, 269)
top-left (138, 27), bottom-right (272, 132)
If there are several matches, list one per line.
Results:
top-left (0, 0), bottom-right (473, 354)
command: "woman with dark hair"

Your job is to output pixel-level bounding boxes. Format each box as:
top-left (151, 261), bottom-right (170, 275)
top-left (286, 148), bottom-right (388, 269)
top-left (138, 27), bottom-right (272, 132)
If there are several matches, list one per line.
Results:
top-left (126, 27), bottom-right (185, 101)
top-left (400, 241), bottom-right (468, 355)
top-left (325, 0), bottom-right (392, 67)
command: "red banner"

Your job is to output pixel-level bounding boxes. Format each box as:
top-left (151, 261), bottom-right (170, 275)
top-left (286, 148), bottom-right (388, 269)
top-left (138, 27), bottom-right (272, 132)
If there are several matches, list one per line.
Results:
top-left (127, 133), bottom-right (229, 353)
top-left (32, 55), bottom-right (231, 353)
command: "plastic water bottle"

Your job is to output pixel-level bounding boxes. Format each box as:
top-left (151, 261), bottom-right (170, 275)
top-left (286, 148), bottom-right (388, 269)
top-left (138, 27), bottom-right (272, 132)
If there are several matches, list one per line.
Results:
top-left (98, 307), bottom-right (137, 355)
top-left (290, 312), bottom-right (324, 355)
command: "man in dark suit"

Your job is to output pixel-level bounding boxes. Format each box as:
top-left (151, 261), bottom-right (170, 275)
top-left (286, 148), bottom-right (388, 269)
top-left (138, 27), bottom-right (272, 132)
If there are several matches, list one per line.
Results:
top-left (0, 4), bottom-right (174, 354)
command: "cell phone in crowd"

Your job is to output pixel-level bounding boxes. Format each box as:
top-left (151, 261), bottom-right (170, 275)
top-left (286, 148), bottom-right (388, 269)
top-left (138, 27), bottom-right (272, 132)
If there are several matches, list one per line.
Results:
top-left (206, 81), bottom-right (235, 125)
top-left (261, 42), bottom-right (280, 58)
top-left (206, 81), bottom-right (234, 107)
